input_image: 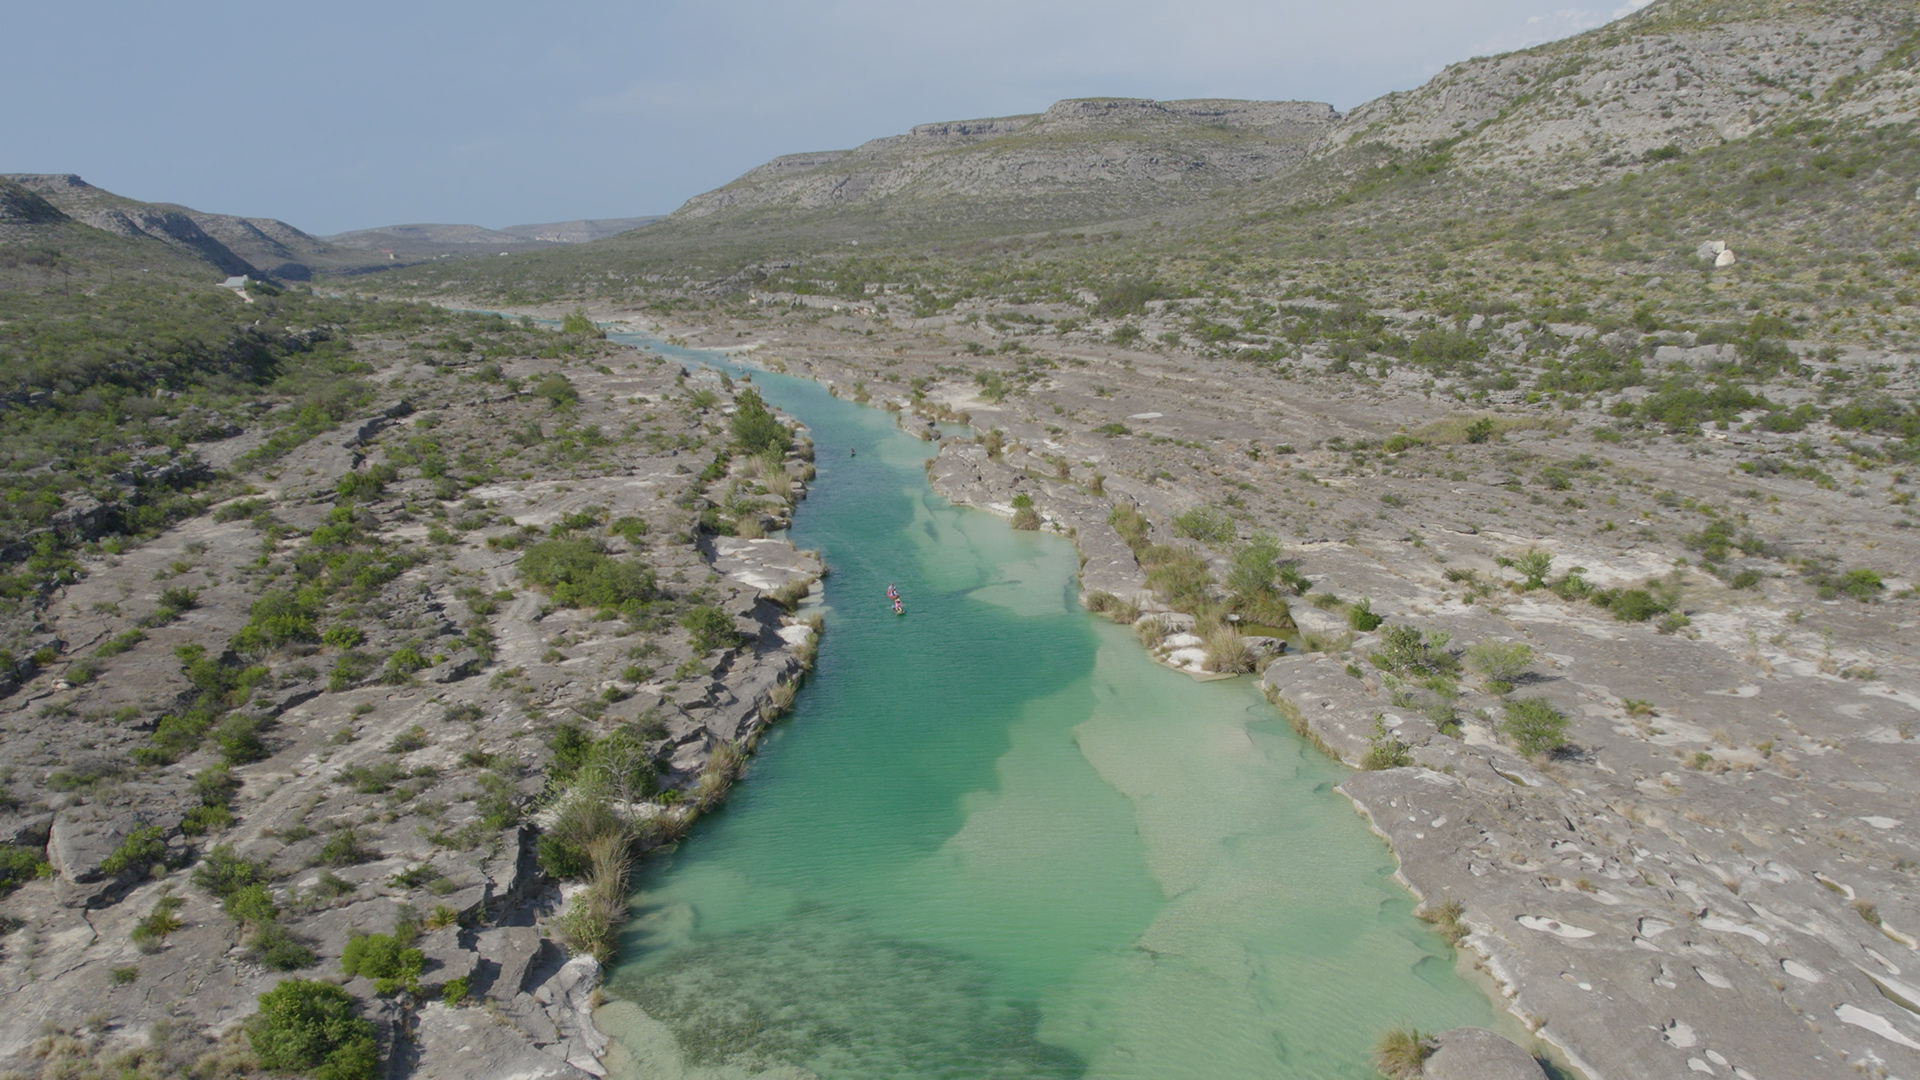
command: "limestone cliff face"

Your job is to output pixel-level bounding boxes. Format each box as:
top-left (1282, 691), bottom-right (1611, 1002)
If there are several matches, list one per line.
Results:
top-left (672, 97), bottom-right (1341, 226)
top-left (1323, 0), bottom-right (1918, 181)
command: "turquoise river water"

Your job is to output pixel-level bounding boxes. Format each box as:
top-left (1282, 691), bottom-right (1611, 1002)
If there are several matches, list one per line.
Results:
top-left (596, 335), bottom-right (1496, 1080)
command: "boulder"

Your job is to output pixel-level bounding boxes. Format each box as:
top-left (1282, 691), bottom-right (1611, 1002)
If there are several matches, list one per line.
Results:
top-left (1422, 1027), bottom-right (1546, 1080)
top-left (418, 926), bottom-right (480, 987)
top-left (412, 1002), bottom-right (594, 1080)
top-left (474, 925), bottom-right (543, 1000)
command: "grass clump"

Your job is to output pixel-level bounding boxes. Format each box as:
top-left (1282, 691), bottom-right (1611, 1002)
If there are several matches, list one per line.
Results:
top-left (1084, 590), bottom-right (1142, 624)
top-left (1203, 626), bottom-right (1256, 674)
top-left (129, 890), bottom-right (185, 952)
top-left (1419, 897), bottom-right (1468, 945)
top-left (1373, 1027), bottom-right (1431, 1080)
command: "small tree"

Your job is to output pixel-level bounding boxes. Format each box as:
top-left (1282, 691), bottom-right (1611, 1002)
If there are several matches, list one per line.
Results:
top-left (730, 388), bottom-right (792, 456)
top-left (1502, 697), bottom-right (1569, 757)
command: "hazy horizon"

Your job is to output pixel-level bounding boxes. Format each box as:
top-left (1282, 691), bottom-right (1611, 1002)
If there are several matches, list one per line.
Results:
top-left (14, 0), bottom-right (1650, 235)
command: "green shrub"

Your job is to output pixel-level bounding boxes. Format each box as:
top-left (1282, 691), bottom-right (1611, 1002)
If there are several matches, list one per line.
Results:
top-left (317, 827), bottom-right (377, 866)
top-left (440, 975), bottom-right (471, 1005)
top-left (383, 647), bottom-right (428, 683)
top-left (341, 927), bottom-right (425, 995)
top-left (100, 825), bottom-right (169, 877)
top-left (0, 844), bottom-right (48, 895)
top-left (534, 373), bottom-right (579, 407)
top-left (232, 589), bottom-right (322, 653)
top-left (1502, 697), bottom-right (1569, 757)
top-left (215, 713), bottom-right (270, 764)
top-left (681, 605), bottom-right (740, 654)
top-left (322, 625), bottom-right (365, 649)
top-left (180, 803), bottom-right (235, 834)
top-left (193, 844), bottom-right (272, 900)
top-left (1511, 548), bottom-right (1553, 590)
top-left (245, 979), bottom-right (379, 1080)
top-left (328, 650), bottom-right (376, 691)
top-left (1373, 625), bottom-right (1457, 676)
top-left (1606, 589), bottom-right (1666, 622)
top-left (224, 883), bottom-right (279, 928)
top-left (335, 464), bottom-right (397, 500)
top-left (518, 539), bottom-right (657, 611)
top-left (1835, 567), bottom-right (1885, 602)
top-left (95, 628), bottom-right (145, 657)
top-left (1361, 716), bottom-right (1414, 770)
top-left (250, 922), bottom-right (318, 970)
top-left (1466, 640), bottom-right (1533, 683)
top-left (1347, 597), bottom-right (1384, 632)
top-left (1171, 506), bottom-right (1235, 545)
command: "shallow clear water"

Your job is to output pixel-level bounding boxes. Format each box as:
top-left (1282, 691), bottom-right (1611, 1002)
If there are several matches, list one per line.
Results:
top-left (599, 337), bottom-right (1495, 1080)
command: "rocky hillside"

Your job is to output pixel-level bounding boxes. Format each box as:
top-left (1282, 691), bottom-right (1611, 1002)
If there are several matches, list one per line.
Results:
top-left (4, 174), bottom-right (390, 280)
top-left (669, 97), bottom-right (1338, 233)
top-left (0, 294), bottom-right (824, 1077)
top-left (1324, 0), bottom-right (1919, 182)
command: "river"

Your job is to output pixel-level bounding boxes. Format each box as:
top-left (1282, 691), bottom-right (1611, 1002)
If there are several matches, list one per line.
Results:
top-left (595, 334), bottom-right (1496, 1079)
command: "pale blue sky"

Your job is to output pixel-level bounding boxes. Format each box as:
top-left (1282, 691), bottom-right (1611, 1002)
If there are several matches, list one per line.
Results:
top-left (9, 0), bottom-right (1647, 234)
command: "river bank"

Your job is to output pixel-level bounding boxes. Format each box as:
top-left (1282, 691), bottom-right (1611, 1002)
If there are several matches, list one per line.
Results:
top-left (585, 296), bottom-right (1920, 1080)
top-left (574, 328), bottom-right (1517, 1080)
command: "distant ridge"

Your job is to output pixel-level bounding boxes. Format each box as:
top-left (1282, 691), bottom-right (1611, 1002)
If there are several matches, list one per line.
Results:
top-left (326, 216), bottom-right (661, 256)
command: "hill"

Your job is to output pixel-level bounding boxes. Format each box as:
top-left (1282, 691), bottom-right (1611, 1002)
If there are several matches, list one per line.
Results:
top-left (3, 174), bottom-right (396, 279)
top-left (666, 97), bottom-right (1337, 236)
